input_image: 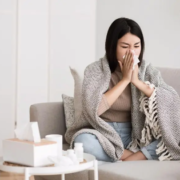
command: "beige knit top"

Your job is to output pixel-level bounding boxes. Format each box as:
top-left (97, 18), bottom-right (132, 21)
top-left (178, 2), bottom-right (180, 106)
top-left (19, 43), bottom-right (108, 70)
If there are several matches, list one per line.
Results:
top-left (97, 65), bottom-right (132, 122)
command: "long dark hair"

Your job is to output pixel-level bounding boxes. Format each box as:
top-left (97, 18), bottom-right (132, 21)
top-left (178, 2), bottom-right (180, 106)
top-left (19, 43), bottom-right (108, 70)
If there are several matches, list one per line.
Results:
top-left (105, 17), bottom-right (145, 73)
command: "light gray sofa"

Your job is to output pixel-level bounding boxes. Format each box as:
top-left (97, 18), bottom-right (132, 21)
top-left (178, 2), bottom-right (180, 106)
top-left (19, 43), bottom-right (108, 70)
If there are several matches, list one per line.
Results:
top-left (30, 66), bottom-right (180, 180)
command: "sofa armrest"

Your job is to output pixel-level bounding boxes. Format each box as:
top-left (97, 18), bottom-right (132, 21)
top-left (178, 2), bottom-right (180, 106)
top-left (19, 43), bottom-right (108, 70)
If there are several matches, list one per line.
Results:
top-left (30, 102), bottom-right (67, 143)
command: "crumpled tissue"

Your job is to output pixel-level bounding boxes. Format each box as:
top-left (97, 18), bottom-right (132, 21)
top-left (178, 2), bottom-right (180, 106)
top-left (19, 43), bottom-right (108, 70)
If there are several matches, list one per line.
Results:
top-left (123, 50), bottom-right (140, 70)
top-left (14, 122), bottom-right (41, 143)
top-left (48, 152), bottom-right (79, 167)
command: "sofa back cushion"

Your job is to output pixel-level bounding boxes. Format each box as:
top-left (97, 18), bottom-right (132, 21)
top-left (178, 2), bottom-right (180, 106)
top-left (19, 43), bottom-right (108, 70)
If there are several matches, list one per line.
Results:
top-left (157, 67), bottom-right (180, 96)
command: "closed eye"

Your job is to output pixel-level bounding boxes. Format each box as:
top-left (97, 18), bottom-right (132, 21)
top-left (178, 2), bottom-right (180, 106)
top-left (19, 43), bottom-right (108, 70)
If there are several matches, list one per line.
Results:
top-left (122, 46), bottom-right (139, 48)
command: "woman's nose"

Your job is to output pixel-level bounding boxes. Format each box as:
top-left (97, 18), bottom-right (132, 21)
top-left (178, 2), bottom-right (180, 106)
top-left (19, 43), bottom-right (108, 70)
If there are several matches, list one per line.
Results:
top-left (130, 49), bottom-right (135, 54)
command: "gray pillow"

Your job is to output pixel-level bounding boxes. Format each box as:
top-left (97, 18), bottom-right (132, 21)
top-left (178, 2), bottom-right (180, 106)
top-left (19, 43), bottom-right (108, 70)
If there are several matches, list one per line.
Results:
top-left (69, 66), bottom-right (84, 122)
top-left (62, 94), bottom-right (75, 129)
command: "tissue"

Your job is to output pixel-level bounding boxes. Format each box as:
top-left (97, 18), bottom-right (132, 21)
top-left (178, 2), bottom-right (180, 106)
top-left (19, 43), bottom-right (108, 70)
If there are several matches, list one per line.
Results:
top-left (48, 155), bottom-right (79, 167)
top-left (14, 122), bottom-right (41, 143)
top-left (48, 156), bottom-right (74, 166)
top-left (48, 150), bottom-right (80, 166)
top-left (123, 50), bottom-right (140, 70)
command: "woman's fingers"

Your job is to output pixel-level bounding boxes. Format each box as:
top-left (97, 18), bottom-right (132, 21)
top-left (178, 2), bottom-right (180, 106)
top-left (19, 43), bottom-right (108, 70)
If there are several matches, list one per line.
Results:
top-left (127, 53), bottom-right (133, 68)
top-left (124, 50), bottom-right (134, 70)
top-left (131, 58), bottom-right (134, 69)
top-left (125, 49), bottom-right (130, 64)
top-left (124, 49), bottom-right (128, 59)
top-left (123, 50), bottom-right (128, 65)
top-left (128, 53), bottom-right (133, 66)
top-left (124, 49), bottom-right (130, 65)
top-left (118, 60), bottom-right (123, 71)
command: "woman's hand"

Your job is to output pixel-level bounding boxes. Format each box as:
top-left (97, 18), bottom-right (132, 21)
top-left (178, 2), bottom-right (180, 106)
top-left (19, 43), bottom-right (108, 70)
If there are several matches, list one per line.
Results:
top-left (131, 63), bottom-right (139, 84)
top-left (118, 49), bottom-right (134, 83)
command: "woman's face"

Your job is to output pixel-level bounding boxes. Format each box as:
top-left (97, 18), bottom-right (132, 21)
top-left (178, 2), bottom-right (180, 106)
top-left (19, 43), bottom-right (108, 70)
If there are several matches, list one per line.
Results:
top-left (116, 32), bottom-right (141, 63)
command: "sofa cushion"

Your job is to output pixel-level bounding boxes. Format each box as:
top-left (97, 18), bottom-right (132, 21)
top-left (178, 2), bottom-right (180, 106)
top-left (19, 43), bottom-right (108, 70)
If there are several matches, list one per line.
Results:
top-left (69, 66), bottom-right (84, 122)
top-left (62, 94), bottom-right (75, 129)
top-left (46, 143), bottom-right (180, 180)
top-left (89, 160), bottom-right (180, 180)
top-left (157, 67), bottom-right (180, 96)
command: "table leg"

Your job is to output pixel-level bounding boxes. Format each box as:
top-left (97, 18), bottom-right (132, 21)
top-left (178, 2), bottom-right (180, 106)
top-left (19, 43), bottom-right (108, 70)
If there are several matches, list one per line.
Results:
top-left (94, 160), bottom-right (98, 180)
top-left (61, 174), bottom-right (65, 180)
top-left (25, 168), bottom-right (30, 180)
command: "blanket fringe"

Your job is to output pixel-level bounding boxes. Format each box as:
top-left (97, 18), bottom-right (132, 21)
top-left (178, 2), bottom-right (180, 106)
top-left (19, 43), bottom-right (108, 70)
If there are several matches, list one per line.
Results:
top-left (126, 138), bottom-right (140, 153)
top-left (139, 81), bottom-right (173, 161)
top-left (140, 125), bottom-right (152, 145)
top-left (156, 139), bottom-right (173, 161)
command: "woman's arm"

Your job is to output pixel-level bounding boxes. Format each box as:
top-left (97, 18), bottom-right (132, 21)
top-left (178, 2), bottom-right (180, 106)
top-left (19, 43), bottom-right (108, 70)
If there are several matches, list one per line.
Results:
top-left (132, 79), bottom-right (154, 98)
top-left (97, 78), bottom-right (129, 116)
top-left (99, 49), bottom-right (133, 112)
top-left (104, 78), bottom-right (130, 107)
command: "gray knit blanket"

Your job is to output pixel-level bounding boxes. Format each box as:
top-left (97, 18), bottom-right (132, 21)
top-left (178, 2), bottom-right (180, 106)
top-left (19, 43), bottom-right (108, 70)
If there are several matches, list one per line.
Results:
top-left (65, 56), bottom-right (180, 161)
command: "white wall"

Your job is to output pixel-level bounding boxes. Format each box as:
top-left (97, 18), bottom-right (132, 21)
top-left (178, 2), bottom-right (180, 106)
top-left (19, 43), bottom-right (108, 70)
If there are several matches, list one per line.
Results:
top-left (17, 0), bottom-right (49, 127)
top-left (0, 0), bottom-right (16, 156)
top-left (49, 0), bottom-right (96, 101)
top-left (96, 0), bottom-right (180, 68)
top-left (0, 0), bottom-right (96, 156)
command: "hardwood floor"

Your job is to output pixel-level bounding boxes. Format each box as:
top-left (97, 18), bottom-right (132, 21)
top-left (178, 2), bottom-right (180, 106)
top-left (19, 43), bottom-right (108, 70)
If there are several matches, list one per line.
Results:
top-left (0, 171), bottom-right (34, 180)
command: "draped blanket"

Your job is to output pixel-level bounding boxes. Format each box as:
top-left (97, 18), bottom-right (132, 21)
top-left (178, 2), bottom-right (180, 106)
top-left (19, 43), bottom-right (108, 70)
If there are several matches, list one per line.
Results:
top-left (65, 56), bottom-right (180, 161)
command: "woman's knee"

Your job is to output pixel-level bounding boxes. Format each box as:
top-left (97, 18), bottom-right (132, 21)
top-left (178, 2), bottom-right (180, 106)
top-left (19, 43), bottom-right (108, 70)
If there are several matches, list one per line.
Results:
top-left (73, 133), bottom-right (114, 162)
top-left (74, 133), bottom-right (96, 153)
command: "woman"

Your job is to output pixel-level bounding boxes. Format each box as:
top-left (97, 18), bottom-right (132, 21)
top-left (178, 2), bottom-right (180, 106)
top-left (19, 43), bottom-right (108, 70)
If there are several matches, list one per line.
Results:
top-left (65, 17), bottom-right (180, 162)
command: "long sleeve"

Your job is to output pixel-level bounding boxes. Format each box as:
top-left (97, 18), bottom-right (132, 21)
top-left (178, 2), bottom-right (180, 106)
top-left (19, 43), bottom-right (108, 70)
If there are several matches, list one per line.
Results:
top-left (96, 66), bottom-right (132, 122)
top-left (97, 94), bottom-right (110, 116)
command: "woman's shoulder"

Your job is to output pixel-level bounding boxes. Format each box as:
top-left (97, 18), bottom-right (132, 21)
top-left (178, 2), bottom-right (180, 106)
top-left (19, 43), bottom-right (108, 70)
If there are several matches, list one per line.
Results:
top-left (142, 59), bottom-right (160, 77)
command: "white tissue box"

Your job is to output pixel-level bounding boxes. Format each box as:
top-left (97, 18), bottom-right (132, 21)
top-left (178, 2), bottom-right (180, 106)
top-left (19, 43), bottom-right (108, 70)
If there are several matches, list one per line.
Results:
top-left (2, 138), bottom-right (57, 167)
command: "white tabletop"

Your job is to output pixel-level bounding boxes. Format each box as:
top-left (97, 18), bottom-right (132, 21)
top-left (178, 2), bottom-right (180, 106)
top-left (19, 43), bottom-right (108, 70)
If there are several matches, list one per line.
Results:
top-left (0, 153), bottom-right (97, 175)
